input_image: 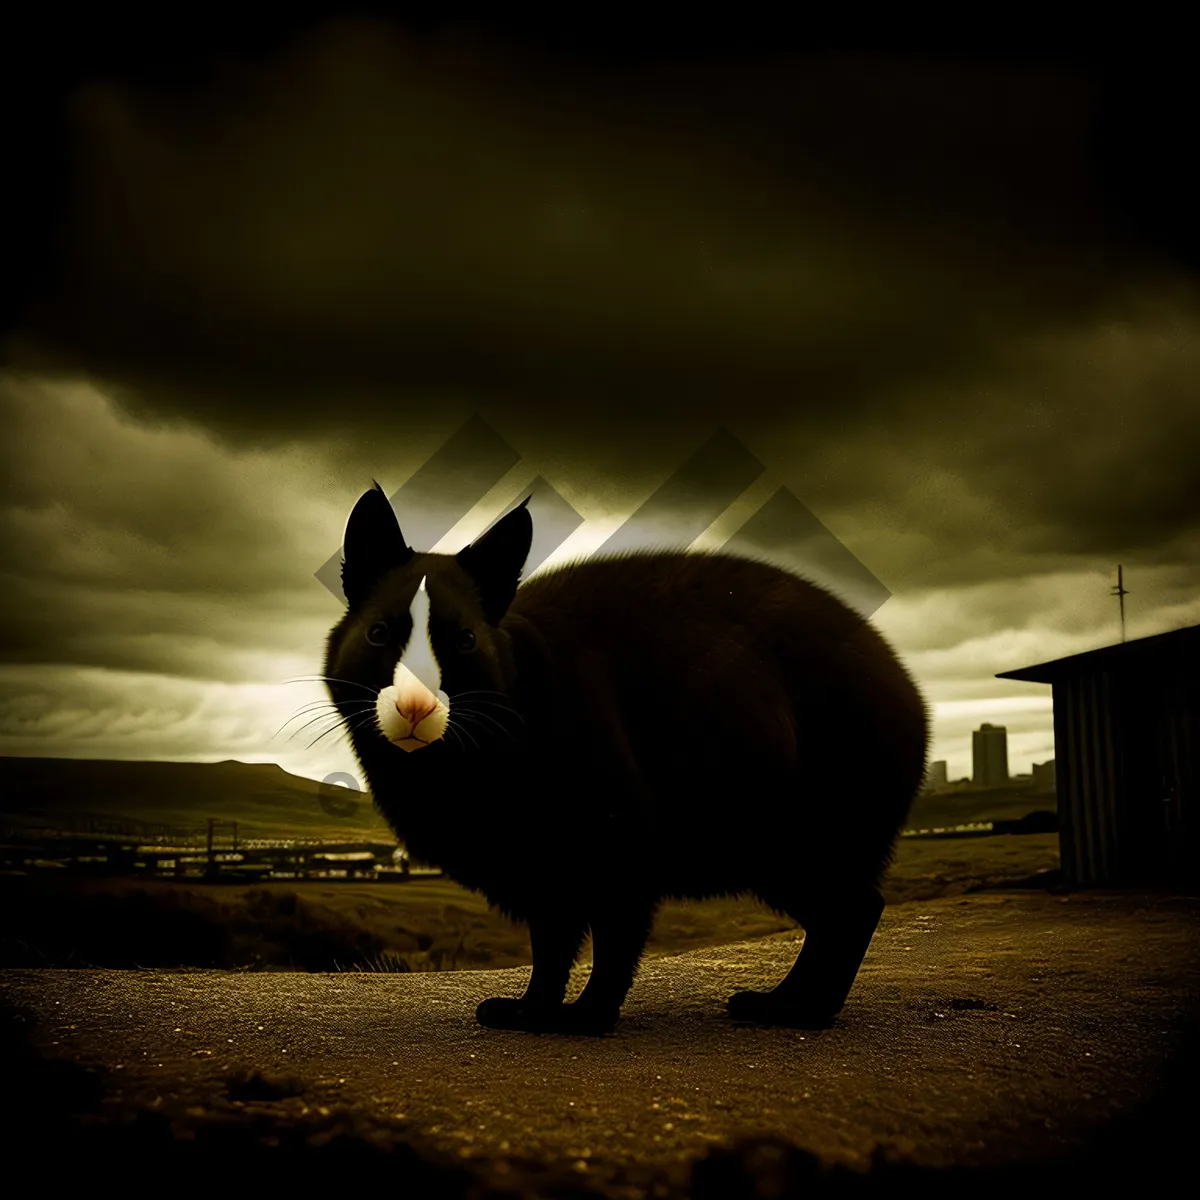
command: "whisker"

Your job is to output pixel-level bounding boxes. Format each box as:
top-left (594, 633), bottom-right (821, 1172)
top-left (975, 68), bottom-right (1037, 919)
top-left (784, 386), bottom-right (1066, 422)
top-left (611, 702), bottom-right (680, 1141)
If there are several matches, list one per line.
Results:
top-left (447, 718), bottom-right (480, 752)
top-left (456, 698), bottom-right (525, 723)
top-left (347, 711), bottom-right (380, 739)
top-left (452, 710), bottom-right (517, 746)
top-left (451, 689), bottom-right (517, 703)
top-left (455, 694), bottom-right (522, 711)
top-left (325, 702), bottom-right (376, 717)
top-left (280, 710), bottom-right (338, 739)
top-left (453, 700), bottom-right (526, 734)
top-left (293, 716), bottom-right (344, 749)
top-left (449, 695), bottom-right (526, 726)
top-left (306, 722), bottom-right (352, 751)
top-left (279, 710), bottom-right (356, 742)
top-left (451, 706), bottom-right (514, 738)
top-left (273, 701), bottom-right (372, 738)
top-left (272, 705), bottom-right (329, 736)
top-left (291, 696), bottom-right (373, 711)
top-left (284, 701), bottom-right (340, 717)
top-left (284, 717), bottom-right (345, 746)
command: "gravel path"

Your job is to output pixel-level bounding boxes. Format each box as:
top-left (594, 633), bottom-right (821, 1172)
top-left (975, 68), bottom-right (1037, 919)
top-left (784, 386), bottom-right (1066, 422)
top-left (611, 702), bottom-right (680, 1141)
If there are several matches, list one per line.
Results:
top-left (3, 890), bottom-right (1198, 1181)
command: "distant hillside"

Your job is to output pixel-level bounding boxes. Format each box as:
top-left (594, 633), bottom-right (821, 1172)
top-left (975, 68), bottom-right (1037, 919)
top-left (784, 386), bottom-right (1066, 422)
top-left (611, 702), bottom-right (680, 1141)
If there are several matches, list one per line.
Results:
top-left (0, 756), bottom-right (1055, 846)
top-left (0, 756), bottom-right (392, 843)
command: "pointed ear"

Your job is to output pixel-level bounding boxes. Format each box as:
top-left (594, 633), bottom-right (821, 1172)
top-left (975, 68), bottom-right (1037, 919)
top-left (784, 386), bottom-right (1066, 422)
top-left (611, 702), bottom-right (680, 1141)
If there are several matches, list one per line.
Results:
top-left (341, 483), bottom-right (413, 606)
top-left (457, 498), bottom-right (532, 623)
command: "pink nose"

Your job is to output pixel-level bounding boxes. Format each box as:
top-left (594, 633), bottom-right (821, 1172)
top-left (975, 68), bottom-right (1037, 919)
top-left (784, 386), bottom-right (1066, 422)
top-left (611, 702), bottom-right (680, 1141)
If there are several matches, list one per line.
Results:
top-left (395, 696), bottom-right (437, 728)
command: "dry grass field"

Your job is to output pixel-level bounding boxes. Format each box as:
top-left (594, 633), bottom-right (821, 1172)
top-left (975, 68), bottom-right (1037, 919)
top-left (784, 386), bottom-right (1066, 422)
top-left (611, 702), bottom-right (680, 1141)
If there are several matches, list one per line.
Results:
top-left (0, 832), bottom-right (1060, 971)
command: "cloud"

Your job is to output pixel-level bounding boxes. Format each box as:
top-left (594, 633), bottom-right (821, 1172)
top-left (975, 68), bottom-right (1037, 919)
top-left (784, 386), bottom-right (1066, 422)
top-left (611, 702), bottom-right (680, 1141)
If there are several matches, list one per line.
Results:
top-left (0, 23), bottom-right (1196, 778)
top-left (744, 293), bottom-right (1200, 593)
top-left (2, 364), bottom-right (1198, 778)
top-left (5, 21), bottom-right (1161, 450)
top-left (0, 663), bottom-right (362, 784)
top-left (0, 373), bottom-right (357, 680)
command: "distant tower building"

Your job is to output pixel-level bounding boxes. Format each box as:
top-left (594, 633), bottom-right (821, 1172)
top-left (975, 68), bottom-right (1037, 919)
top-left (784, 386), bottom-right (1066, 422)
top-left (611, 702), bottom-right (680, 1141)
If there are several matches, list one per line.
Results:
top-left (1032, 760), bottom-right (1057, 792)
top-left (925, 760), bottom-right (948, 792)
top-left (972, 723), bottom-right (1010, 787)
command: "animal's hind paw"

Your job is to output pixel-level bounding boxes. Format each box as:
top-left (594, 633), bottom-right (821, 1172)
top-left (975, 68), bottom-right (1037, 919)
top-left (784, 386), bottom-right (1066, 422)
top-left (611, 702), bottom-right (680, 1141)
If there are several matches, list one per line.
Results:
top-left (727, 988), bottom-right (839, 1029)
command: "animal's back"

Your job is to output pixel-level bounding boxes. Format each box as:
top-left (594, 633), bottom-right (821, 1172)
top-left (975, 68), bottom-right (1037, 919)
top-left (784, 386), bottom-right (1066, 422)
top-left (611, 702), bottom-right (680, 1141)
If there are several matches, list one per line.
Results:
top-left (508, 550), bottom-right (928, 895)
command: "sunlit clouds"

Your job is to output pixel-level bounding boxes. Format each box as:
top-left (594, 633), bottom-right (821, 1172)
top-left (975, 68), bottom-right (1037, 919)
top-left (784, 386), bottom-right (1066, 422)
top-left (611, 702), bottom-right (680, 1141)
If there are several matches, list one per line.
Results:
top-left (2, 369), bottom-right (1196, 782)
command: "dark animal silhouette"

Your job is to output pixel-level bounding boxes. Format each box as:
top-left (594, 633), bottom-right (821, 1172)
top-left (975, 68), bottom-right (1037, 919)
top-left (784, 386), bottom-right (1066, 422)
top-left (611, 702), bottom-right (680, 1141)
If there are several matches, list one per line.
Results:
top-left (324, 485), bottom-right (929, 1033)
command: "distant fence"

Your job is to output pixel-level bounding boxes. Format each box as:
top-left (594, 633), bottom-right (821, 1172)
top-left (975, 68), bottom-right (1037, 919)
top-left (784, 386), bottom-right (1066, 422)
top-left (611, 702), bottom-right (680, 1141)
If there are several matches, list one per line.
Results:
top-left (0, 819), bottom-right (439, 883)
top-left (902, 822), bottom-right (994, 839)
top-left (901, 810), bottom-right (1058, 839)
top-left (0, 819), bottom-right (360, 852)
top-left (0, 816), bottom-right (208, 845)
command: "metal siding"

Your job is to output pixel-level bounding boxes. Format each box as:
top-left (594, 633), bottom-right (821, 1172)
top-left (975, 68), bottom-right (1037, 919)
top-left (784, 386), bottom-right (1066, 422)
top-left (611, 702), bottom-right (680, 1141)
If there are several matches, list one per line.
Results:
top-left (1056, 677), bottom-right (1081, 884)
top-left (1057, 669), bottom-right (1121, 887)
top-left (1052, 681), bottom-right (1079, 884)
top-left (1111, 659), bottom-right (1200, 887)
top-left (1158, 666), bottom-right (1200, 887)
top-left (1068, 678), bottom-right (1093, 885)
top-left (1181, 676), bottom-right (1200, 885)
top-left (1095, 669), bottom-right (1124, 885)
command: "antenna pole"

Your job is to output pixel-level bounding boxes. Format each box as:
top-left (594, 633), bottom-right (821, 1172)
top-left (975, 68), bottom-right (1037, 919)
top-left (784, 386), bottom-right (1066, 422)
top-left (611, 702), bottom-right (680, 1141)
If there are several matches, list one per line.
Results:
top-left (1111, 565), bottom-right (1130, 643)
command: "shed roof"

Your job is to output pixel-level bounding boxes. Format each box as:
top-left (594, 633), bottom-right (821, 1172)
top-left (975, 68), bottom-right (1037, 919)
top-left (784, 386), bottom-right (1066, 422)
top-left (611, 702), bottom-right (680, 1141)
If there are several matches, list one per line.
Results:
top-left (995, 622), bottom-right (1200, 684)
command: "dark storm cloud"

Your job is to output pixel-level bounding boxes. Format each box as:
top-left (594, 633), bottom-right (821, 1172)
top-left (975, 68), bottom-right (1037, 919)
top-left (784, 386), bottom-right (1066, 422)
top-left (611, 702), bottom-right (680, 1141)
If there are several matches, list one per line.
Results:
top-left (7, 19), bottom-right (1157, 452)
top-left (720, 287), bottom-right (1200, 595)
top-left (0, 375), bottom-right (355, 681)
top-left (10, 16), bottom-right (1197, 587)
top-left (957, 303), bottom-right (1200, 561)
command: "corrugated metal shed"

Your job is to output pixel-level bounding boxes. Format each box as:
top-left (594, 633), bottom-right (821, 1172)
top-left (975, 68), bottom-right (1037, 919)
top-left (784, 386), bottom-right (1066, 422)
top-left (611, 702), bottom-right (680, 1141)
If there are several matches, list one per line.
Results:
top-left (997, 624), bottom-right (1200, 888)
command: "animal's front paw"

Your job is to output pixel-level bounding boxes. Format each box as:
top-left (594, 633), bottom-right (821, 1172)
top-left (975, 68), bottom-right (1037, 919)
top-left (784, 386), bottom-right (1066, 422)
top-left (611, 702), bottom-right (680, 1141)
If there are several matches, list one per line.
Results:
top-left (727, 988), bottom-right (839, 1029)
top-left (476, 996), bottom-right (568, 1032)
top-left (555, 1000), bottom-right (621, 1036)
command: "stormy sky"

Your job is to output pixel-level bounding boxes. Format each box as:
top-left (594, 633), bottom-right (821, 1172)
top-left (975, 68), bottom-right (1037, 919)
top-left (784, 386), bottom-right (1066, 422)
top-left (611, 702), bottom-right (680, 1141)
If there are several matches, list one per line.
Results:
top-left (1, 13), bottom-right (1197, 787)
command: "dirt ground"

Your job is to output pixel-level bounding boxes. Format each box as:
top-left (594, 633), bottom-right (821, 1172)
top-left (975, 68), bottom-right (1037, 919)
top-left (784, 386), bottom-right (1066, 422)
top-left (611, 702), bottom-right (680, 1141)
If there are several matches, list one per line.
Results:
top-left (3, 886), bottom-right (1197, 1194)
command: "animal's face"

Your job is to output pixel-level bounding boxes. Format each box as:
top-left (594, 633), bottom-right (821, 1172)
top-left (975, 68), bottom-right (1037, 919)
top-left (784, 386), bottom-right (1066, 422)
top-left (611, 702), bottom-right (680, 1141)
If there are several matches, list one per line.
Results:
top-left (324, 486), bottom-right (532, 756)
top-left (373, 572), bottom-right (450, 752)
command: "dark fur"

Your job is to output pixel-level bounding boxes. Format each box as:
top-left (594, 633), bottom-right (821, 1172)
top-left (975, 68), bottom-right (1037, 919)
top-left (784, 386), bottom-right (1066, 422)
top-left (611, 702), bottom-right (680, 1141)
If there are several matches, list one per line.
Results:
top-left (325, 486), bottom-right (929, 1032)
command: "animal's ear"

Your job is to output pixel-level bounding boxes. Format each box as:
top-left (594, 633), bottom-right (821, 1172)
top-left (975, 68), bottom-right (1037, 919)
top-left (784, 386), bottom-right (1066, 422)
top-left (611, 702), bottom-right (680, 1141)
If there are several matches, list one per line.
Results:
top-left (457, 497), bottom-right (533, 623)
top-left (341, 482), bottom-right (413, 607)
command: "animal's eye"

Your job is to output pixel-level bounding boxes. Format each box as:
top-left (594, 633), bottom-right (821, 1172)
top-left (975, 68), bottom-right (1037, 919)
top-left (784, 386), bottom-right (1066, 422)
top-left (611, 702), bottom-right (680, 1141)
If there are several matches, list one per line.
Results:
top-left (456, 628), bottom-right (477, 653)
top-left (365, 622), bottom-right (390, 647)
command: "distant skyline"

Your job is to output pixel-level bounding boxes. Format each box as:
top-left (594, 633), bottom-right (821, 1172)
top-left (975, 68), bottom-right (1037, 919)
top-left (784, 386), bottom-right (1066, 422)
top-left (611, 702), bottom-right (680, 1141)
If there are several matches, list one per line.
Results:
top-left (1, 20), bottom-right (1198, 788)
